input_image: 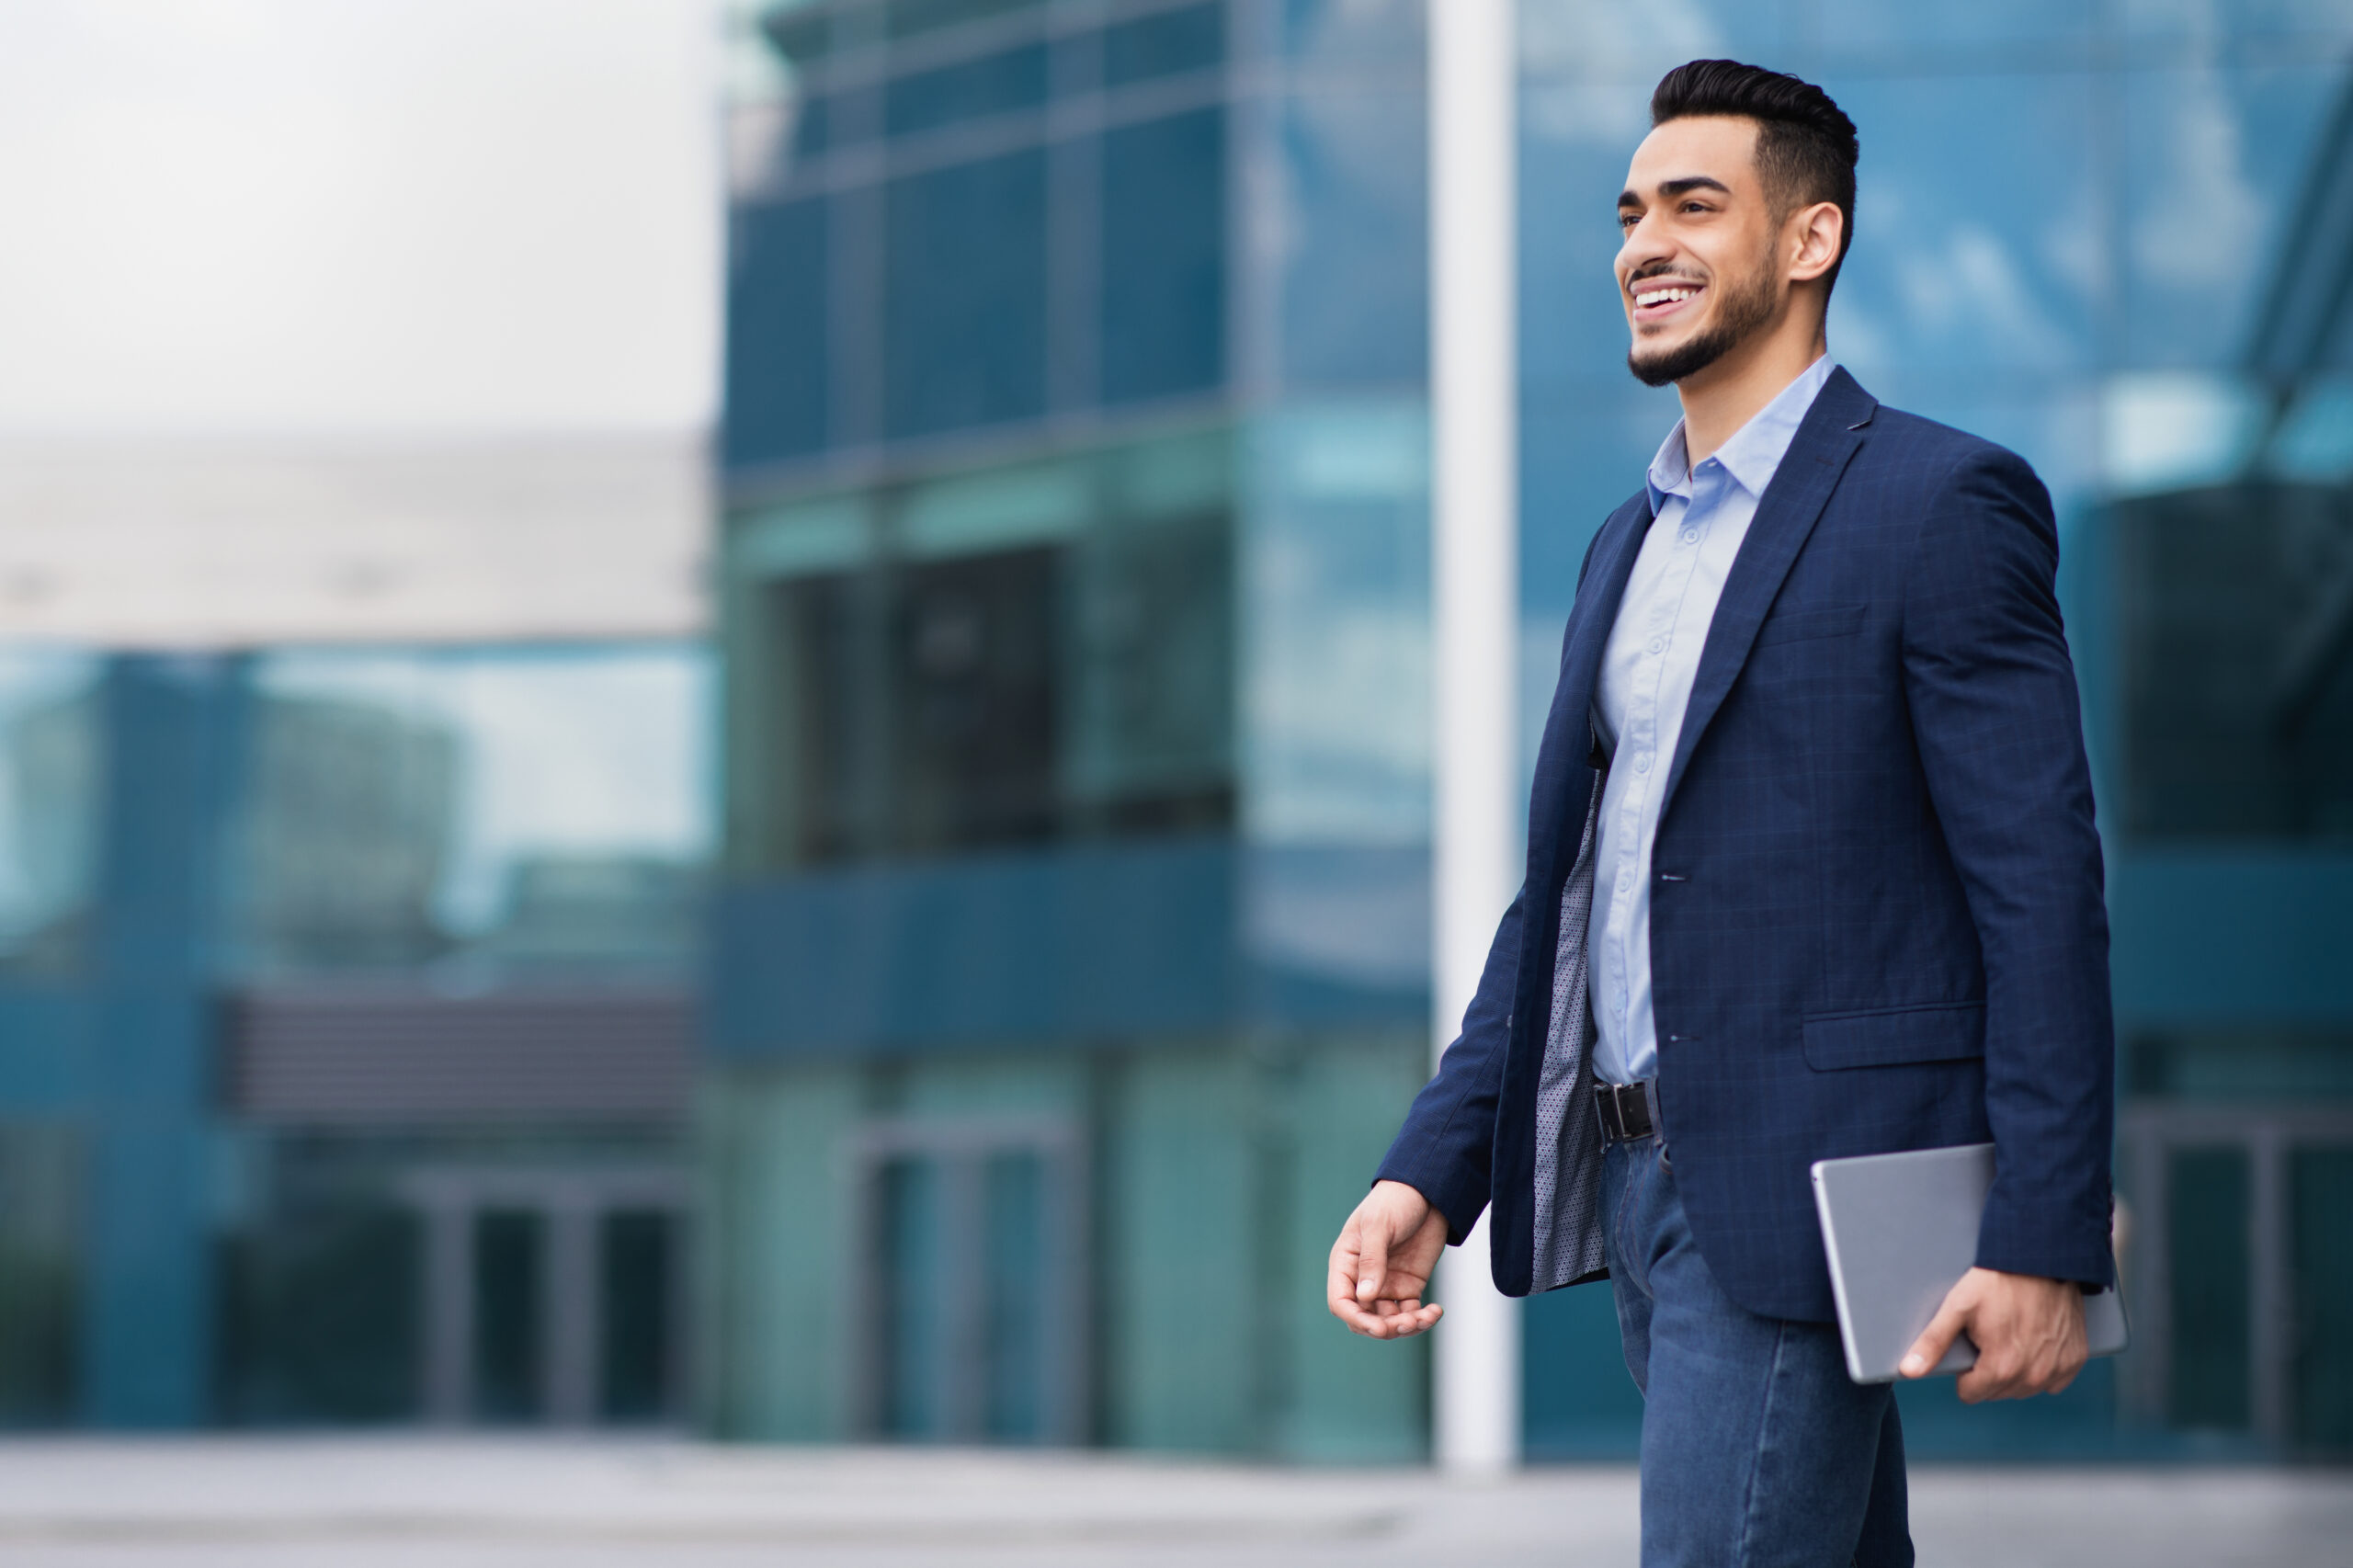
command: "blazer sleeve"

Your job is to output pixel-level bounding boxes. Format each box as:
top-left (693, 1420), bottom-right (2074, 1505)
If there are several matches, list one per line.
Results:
top-left (1900, 445), bottom-right (2116, 1289)
top-left (1370, 884), bottom-right (1525, 1244)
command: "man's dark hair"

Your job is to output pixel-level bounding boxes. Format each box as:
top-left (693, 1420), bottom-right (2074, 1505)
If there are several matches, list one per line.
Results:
top-left (1650, 59), bottom-right (1858, 292)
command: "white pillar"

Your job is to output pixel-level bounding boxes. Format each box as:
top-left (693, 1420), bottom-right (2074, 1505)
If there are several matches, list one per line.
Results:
top-left (1428, 0), bottom-right (1521, 1477)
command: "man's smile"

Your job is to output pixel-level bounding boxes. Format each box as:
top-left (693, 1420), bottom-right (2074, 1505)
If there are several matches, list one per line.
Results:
top-left (1630, 278), bottom-right (1707, 325)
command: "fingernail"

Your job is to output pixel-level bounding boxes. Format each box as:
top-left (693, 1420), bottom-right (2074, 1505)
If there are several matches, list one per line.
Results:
top-left (1901, 1355), bottom-right (1924, 1376)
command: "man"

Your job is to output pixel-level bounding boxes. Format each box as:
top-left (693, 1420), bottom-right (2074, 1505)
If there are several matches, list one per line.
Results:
top-left (1325, 59), bottom-right (2114, 1567)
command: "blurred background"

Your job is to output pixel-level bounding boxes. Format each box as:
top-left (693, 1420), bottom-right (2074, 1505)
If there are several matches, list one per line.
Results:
top-left (0, 0), bottom-right (2347, 1483)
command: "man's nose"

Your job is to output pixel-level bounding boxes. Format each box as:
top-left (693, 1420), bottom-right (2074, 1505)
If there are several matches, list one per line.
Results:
top-left (1617, 215), bottom-right (1674, 280)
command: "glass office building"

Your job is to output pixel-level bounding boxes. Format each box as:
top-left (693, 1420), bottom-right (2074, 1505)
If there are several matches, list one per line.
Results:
top-left (717, 0), bottom-right (2353, 1461)
top-left (0, 645), bottom-right (710, 1428)
top-left (709, 0), bottom-right (1434, 1456)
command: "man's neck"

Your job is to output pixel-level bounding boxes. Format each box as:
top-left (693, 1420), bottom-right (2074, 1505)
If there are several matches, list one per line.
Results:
top-left (1675, 312), bottom-right (1830, 465)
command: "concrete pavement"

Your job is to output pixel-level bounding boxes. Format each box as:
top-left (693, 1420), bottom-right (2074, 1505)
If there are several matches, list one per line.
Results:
top-left (0, 1438), bottom-right (2344, 1566)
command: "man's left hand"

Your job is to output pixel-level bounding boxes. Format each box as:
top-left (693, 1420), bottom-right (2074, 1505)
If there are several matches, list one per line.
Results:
top-left (1900, 1267), bottom-right (2086, 1403)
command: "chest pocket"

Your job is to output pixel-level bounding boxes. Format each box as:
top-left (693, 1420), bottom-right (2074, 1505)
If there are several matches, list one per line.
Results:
top-left (1753, 602), bottom-right (1867, 647)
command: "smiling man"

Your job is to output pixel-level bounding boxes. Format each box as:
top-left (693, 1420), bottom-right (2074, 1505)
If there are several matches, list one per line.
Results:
top-left (1326, 60), bottom-right (2116, 1566)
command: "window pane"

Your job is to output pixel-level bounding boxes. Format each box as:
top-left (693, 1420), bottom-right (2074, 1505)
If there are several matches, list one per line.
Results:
top-left (779, 570), bottom-right (887, 864)
top-left (2115, 481), bottom-right (2353, 840)
top-left (2168, 1146), bottom-right (2252, 1430)
top-left (887, 45), bottom-right (1048, 139)
top-left (0, 1124), bottom-right (80, 1424)
top-left (885, 150), bottom-right (1050, 437)
top-left (891, 546), bottom-right (1063, 852)
top-left (473, 1210), bottom-right (544, 1424)
top-left (1277, 89), bottom-right (1425, 389)
top-left (599, 1210), bottom-right (676, 1422)
top-left (879, 1157), bottom-right (939, 1438)
top-left (888, 0), bottom-right (1039, 43)
top-left (1066, 512), bottom-right (1233, 832)
top-left (982, 1151), bottom-right (1044, 1441)
top-left (0, 653), bottom-right (100, 978)
top-left (1106, 5), bottom-right (1223, 88)
top-left (1101, 109), bottom-right (1226, 404)
top-left (726, 197), bottom-right (830, 465)
top-left (234, 646), bottom-right (714, 982)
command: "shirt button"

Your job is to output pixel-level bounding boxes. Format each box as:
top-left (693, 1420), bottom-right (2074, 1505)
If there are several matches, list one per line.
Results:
top-left (1647, 636), bottom-right (1665, 654)
top-left (1681, 529), bottom-right (1699, 544)
top-left (1634, 754), bottom-right (1651, 774)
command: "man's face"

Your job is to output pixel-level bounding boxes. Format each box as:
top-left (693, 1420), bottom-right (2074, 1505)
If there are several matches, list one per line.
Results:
top-left (1614, 115), bottom-right (1786, 388)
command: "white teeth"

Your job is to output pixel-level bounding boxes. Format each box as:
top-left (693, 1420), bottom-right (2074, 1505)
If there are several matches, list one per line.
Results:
top-left (1634, 286), bottom-right (1698, 307)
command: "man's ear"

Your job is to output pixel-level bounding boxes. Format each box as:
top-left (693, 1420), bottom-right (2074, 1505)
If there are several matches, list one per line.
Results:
top-left (1788, 200), bottom-right (1843, 284)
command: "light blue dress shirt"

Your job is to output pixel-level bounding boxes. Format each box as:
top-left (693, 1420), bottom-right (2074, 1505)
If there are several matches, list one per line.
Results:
top-left (1588, 355), bottom-right (1838, 1087)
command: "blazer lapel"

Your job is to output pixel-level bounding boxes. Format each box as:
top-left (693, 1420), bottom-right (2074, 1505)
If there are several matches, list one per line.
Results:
top-left (1657, 369), bottom-right (1878, 818)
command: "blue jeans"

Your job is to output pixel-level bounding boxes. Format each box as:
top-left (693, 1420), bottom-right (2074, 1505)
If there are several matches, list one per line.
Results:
top-left (1603, 1138), bottom-right (1913, 1568)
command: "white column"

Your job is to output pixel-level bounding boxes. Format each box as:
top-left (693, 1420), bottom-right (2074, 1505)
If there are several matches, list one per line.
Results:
top-left (1428, 0), bottom-right (1521, 1477)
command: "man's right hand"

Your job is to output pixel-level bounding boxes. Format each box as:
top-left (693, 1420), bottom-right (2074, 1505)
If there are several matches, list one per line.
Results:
top-left (1326, 1180), bottom-right (1451, 1339)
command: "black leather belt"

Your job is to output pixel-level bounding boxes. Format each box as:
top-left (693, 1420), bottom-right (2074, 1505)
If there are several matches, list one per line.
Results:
top-left (1595, 1079), bottom-right (1663, 1143)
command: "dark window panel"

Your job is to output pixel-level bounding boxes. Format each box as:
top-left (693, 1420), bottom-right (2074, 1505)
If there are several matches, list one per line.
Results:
top-left (886, 44), bottom-right (1050, 139)
top-left (725, 198), bottom-right (830, 467)
top-left (2116, 481), bottom-right (2353, 840)
top-left (473, 1210), bottom-right (544, 1424)
top-left (779, 570), bottom-right (889, 865)
top-left (1104, 4), bottom-right (1224, 88)
top-left (599, 1210), bottom-right (676, 1423)
top-left (879, 1157), bottom-right (940, 1437)
top-left (884, 150), bottom-right (1050, 437)
top-left (1066, 514), bottom-right (1233, 833)
top-left (215, 1208), bottom-right (420, 1426)
top-left (2293, 1146), bottom-right (2353, 1454)
top-left (1100, 109), bottom-right (1226, 404)
top-left (2168, 1146), bottom-right (2252, 1430)
top-left (890, 547), bottom-right (1063, 853)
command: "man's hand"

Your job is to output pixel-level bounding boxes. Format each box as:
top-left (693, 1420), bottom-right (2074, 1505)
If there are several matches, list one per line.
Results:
top-left (1901, 1266), bottom-right (2087, 1403)
top-left (1327, 1180), bottom-right (1451, 1339)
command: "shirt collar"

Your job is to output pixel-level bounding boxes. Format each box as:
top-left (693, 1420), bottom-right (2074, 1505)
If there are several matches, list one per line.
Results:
top-left (1645, 355), bottom-right (1839, 515)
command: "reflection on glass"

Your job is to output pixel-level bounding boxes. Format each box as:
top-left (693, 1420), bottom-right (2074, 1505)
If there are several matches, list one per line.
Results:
top-left (0, 653), bottom-right (100, 977)
top-left (233, 646), bottom-right (712, 983)
top-left (729, 429), bottom-right (1235, 870)
top-left (0, 1124), bottom-right (79, 1425)
top-left (2117, 479), bottom-right (2353, 840)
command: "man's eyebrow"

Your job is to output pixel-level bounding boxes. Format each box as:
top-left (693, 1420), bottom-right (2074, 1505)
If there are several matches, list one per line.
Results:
top-left (1620, 176), bottom-right (1733, 207)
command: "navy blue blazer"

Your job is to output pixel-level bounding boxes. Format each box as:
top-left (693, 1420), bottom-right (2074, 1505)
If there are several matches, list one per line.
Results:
top-left (1376, 368), bottom-right (2116, 1323)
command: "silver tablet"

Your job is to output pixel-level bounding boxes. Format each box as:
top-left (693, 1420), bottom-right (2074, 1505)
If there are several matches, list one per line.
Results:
top-left (1811, 1142), bottom-right (2129, 1385)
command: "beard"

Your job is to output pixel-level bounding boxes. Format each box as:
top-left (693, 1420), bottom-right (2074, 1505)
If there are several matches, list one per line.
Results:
top-left (1625, 256), bottom-right (1780, 388)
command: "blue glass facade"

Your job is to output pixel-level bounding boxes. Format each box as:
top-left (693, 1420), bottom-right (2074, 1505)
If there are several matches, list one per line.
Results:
top-left (0, 646), bottom-right (711, 1428)
top-left (710, 0), bottom-right (1435, 1456)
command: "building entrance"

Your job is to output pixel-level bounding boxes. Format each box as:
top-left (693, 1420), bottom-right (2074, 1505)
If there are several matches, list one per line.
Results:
top-left (395, 1165), bottom-right (687, 1426)
top-left (847, 1118), bottom-right (1086, 1445)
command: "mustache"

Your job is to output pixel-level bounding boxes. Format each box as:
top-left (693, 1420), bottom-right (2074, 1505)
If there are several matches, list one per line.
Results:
top-left (1626, 263), bottom-right (1709, 288)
